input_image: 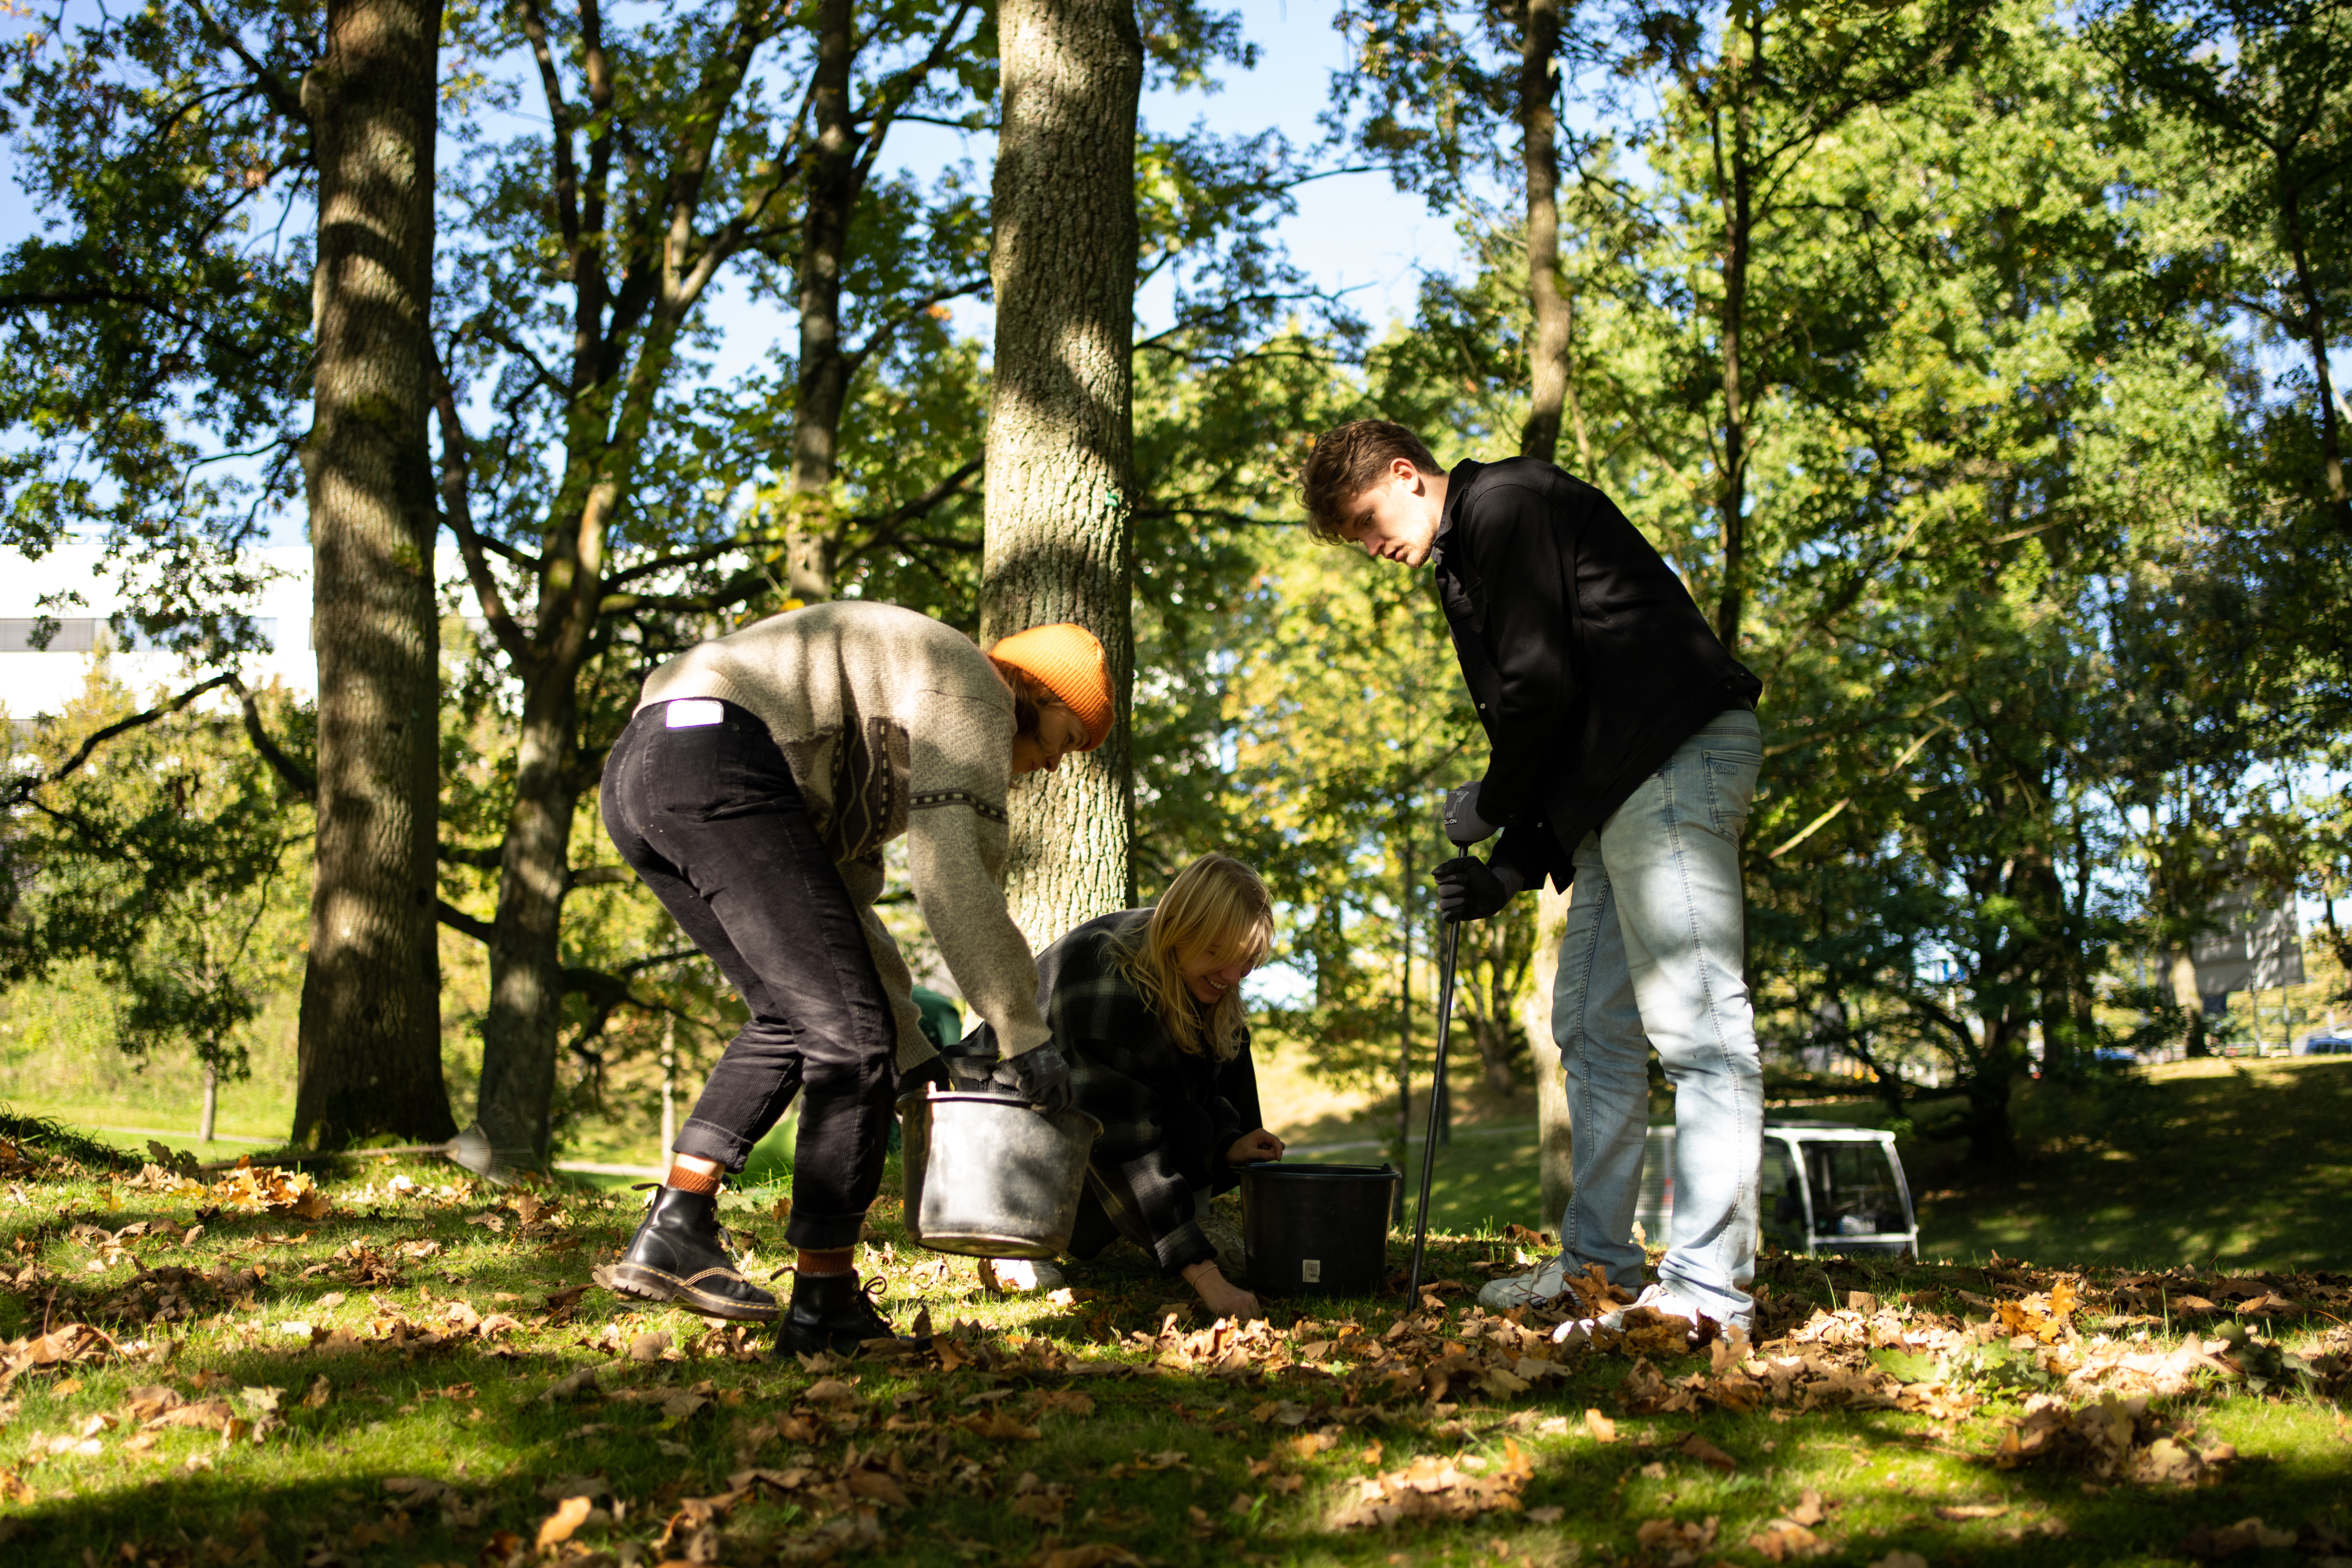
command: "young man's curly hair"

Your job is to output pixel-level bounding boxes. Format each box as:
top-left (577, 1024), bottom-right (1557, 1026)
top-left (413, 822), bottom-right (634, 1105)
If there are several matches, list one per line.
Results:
top-left (1297, 420), bottom-right (1445, 541)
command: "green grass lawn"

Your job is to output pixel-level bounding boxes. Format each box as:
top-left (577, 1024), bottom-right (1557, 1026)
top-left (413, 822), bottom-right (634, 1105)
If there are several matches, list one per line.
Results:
top-left (1915, 1057), bottom-right (2352, 1272)
top-left (2, 1115), bottom-right (2348, 1568)
top-left (1365, 1057), bottom-right (2352, 1273)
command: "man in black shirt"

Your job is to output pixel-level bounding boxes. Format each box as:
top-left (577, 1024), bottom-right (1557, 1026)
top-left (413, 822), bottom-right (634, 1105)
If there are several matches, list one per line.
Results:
top-left (1301, 420), bottom-right (1766, 1334)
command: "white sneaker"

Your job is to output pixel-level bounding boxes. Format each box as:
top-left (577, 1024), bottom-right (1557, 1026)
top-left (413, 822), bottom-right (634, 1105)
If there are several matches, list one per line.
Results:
top-left (1478, 1252), bottom-right (1574, 1309)
top-left (1559, 1282), bottom-right (1743, 1342)
top-left (1595, 1283), bottom-right (1696, 1332)
top-left (981, 1258), bottom-right (1065, 1293)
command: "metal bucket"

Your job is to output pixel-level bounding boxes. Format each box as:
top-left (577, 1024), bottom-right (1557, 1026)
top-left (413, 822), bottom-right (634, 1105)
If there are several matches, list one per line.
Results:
top-left (1240, 1162), bottom-right (1401, 1298)
top-left (897, 1089), bottom-right (1102, 1259)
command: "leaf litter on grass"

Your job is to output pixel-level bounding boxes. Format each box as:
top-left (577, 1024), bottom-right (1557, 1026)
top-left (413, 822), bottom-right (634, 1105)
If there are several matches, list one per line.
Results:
top-left (8, 1155), bottom-right (2352, 1566)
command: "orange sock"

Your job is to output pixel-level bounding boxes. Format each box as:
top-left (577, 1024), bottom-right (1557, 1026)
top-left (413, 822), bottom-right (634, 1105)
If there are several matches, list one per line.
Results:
top-left (797, 1248), bottom-right (853, 1276)
top-left (664, 1163), bottom-right (723, 1196)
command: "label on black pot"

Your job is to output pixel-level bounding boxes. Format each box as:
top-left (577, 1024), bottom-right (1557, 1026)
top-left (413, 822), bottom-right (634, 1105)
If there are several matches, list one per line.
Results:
top-left (1301, 1259), bottom-right (1321, 1283)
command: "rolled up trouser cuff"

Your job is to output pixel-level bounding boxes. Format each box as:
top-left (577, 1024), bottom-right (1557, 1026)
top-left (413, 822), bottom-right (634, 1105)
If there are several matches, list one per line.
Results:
top-left (784, 1207), bottom-right (867, 1252)
top-left (674, 1116), bottom-right (757, 1173)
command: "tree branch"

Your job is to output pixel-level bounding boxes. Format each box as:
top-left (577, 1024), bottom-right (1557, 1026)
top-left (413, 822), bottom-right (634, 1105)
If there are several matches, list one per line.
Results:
top-left (222, 673), bottom-right (316, 800)
top-left (5, 673), bottom-right (238, 810)
top-left (435, 899), bottom-right (497, 945)
top-left (429, 347), bottom-right (537, 668)
top-left (185, 0), bottom-right (308, 128)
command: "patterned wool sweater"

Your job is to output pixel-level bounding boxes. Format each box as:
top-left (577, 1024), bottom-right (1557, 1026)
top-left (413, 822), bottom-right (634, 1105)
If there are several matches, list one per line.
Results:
top-left (636, 600), bottom-right (1050, 1068)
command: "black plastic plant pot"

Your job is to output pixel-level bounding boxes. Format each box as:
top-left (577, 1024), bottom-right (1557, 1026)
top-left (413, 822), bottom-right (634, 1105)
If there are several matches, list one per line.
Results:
top-left (1238, 1162), bottom-right (1401, 1298)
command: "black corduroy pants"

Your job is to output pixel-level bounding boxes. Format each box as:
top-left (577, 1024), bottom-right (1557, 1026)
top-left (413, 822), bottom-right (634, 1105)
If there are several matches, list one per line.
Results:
top-left (602, 700), bottom-right (896, 1252)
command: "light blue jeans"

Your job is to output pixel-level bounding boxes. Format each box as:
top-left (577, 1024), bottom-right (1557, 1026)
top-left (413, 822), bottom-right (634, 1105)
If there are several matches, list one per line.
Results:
top-left (1552, 708), bottom-right (1763, 1325)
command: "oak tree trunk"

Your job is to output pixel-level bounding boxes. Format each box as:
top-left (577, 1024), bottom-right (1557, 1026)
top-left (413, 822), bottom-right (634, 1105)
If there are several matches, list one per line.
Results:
top-left (1517, 0), bottom-right (1573, 467)
top-left (783, 0), bottom-right (858, 601)
top-left (1712, 12), bottom-right (1759, 655)
top-left (292, 0), bottom-right (456, 1148)
top-left (472, 685), bottom-right (586, 1164)
top-left (978, 0), bottom-right (1144, 942)
top-left (2280, 180), bottom-right (2351, 530)
top-left (1515, 2), bottom-right (1578, 1229)
top-left (1520, 882), bottom-right (1575, 1233)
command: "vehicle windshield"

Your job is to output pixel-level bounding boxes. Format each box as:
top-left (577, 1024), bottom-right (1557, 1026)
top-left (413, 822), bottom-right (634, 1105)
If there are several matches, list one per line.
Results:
top-left (1805, 1142), bottom-right (1907, 1236)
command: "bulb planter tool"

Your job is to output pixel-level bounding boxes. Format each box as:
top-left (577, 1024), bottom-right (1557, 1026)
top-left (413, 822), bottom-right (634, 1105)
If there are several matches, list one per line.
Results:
top-left (1405, 782), bottom-right (1496, 1306)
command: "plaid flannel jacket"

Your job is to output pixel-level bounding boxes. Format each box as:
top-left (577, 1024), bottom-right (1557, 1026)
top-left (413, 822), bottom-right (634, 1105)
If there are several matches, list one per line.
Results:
top-left (999, 908), bottom-right (1248, 1271)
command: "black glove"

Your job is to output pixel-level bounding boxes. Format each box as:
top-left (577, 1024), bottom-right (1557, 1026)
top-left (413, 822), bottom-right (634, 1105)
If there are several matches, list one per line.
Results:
top-left (990, 1042), bottom-right (1074, 1115)
top-left (1433, 855), bottom-right (1515, 922)
top-left (940, 1027), bottom-right (1003, 1094)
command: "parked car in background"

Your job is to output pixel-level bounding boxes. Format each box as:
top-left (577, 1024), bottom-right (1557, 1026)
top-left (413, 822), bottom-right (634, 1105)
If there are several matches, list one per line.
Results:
top-left (1635, 1122), bottom-right (1919, 1261)
top-left (2293, 1032), bottom-right (2352, 1056)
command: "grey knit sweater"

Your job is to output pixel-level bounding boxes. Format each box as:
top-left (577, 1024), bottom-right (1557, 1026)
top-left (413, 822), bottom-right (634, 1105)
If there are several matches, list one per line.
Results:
top-left (636, 601), bottom-right (1050, 1068)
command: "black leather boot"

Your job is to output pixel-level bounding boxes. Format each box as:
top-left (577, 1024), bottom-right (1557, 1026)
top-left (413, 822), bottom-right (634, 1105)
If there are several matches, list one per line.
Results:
top-left (607, 1186), bottom-right (778, 1323)
top-left (771, 1271), bottom-right (926, 1359)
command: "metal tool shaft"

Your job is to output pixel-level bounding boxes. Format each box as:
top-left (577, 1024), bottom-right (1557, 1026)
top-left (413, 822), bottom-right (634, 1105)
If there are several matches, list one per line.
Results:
top-left (1405, 918), bottom-right (1461, 1305)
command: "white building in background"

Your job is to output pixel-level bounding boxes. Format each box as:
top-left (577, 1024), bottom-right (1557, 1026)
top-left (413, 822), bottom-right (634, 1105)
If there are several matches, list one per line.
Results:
top-left (1, 543), bottom-right (322, 717)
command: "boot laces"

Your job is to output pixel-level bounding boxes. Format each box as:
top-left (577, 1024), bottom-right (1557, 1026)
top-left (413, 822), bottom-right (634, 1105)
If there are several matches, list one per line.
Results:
top-left (853, 1276), bottom-right (898, 1336)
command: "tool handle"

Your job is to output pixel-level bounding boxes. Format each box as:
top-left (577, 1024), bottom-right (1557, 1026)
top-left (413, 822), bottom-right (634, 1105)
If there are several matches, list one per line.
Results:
top-left (1442, 781), bottom-right (1495, 847)
top-left (1405, 920), bottom-right (1461, 1305)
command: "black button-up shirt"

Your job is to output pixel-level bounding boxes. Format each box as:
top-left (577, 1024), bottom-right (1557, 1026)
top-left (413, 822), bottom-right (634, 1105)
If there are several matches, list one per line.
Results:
top-left (1432, 456), bottom-right (1761, 889)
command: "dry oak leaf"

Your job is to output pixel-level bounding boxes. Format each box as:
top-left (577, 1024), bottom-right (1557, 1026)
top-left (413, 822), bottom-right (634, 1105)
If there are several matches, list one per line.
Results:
top-left (1331, 1438), bottom-right (1536, 1529)
top-left (1634, 1515), bottom-right (1720, 1566)
top-left (1677, 1432), bottom-right (1738, 1473)
top-left (954, 1409), bottom-right (1041, 1440)
top-left (146, 1398), bottom-right (239, 1433)
top-left (1035, 1547), bottom-right (1143, 1568)
top-left (1583, 1408), bottom-right (1617, 1443)
top-left (1748, 1520), bottom-right (1825, 1563)
top-left (537, 1496), bottom-right (596, 1553)
top-left (1934, 1502), bottom-right (2009, 1520)
top-left (2180, 1518), bottom-right (2297, 1559)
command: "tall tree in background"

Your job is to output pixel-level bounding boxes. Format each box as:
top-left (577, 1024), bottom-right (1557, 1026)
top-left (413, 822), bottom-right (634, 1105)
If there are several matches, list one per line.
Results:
top-left (1515, 0), bottom-right (1578, 1229)
top-left (2092, 0), bottom-right (2352, 531)
top-left (781, 0), bottom-right (988, 602)
top-left (0, 0), bottom-right (456, 1142)
top-left (442, 0), bottom-right (996, 1163)
top-left (1516, 0), bottom-right (1575, 467)
top-left (294, 0), bottom-right (455, 1148)
top-left (1626, 0), bottom-right (1991, 653)
top-left (979, 0), bottom-right (1145, 938)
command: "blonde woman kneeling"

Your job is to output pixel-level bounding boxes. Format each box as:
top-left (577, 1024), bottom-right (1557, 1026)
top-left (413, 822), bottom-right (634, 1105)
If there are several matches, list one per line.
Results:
top-left (961, 853), bottom-right (1285, 1319)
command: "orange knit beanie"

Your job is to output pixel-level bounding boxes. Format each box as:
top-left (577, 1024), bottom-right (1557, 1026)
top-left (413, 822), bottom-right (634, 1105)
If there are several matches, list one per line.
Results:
top-left (988, 623), bottom-right (1115, 750)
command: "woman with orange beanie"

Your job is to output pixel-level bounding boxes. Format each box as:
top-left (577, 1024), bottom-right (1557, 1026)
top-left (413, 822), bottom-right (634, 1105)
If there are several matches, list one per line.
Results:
top-left (597, 601), bottom-right (1115, 1355)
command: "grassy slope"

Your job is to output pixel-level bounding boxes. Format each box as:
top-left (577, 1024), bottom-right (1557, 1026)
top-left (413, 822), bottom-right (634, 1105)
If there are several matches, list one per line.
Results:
top-left (1337, 1059), bottom-right (2352, 1272)
top-left (15, 1057), bottom-right (2352, 1272)
top-left (1913, 1057), bottom-right (2352, 1272)
top-left (0, 1142), bottom-right (2347, 1568)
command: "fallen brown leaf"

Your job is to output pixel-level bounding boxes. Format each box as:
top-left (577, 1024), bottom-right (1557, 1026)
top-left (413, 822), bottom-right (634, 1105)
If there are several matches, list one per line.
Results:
top-left (1678, 1433), bottom-right (1737, 1473)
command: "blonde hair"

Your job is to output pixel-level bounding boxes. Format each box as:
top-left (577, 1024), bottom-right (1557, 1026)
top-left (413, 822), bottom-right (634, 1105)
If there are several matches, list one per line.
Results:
top-left (1115, 853), bottom-right (1274, 1060)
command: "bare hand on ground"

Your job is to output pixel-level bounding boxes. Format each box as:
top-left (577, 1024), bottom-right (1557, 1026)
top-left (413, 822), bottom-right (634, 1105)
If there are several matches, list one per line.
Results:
top-left (1182, 1260), bottom-right (1261, 1322)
